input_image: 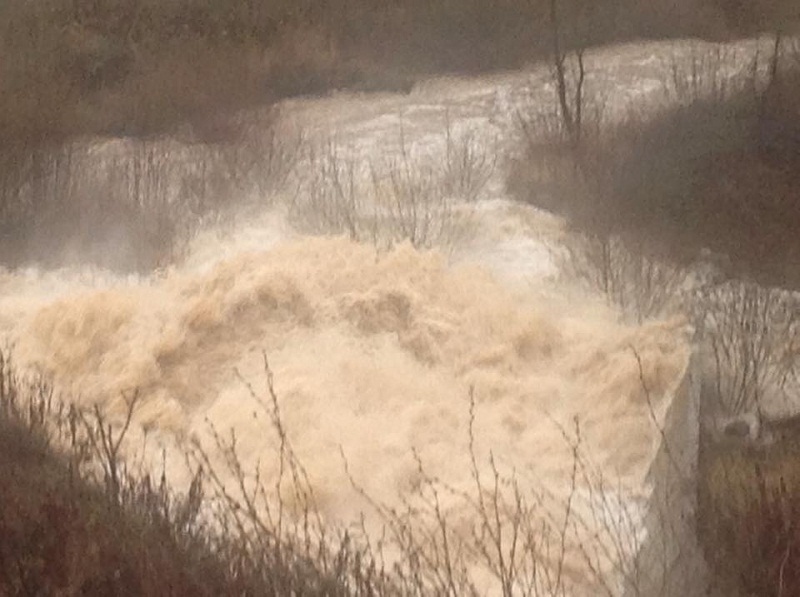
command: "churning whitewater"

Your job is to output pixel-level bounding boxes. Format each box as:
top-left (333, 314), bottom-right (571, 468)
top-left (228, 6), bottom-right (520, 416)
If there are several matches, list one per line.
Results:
top-left (0, 40), bottom-right (708, 594)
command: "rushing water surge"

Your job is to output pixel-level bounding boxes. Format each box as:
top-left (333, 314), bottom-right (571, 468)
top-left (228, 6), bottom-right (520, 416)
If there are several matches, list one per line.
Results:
top-left (0, 40), bottom-right (730, 594)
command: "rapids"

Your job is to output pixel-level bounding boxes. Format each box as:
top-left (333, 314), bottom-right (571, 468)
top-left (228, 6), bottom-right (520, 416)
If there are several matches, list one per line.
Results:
top-left (0, 38), bottom-right (743, 594)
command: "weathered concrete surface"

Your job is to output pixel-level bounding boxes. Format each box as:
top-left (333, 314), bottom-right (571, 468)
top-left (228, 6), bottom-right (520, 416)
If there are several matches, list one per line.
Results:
top-left (625, 351), bottom-right (713, 596)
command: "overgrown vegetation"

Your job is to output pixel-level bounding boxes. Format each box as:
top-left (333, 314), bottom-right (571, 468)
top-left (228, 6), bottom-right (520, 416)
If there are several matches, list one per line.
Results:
top-left (0, 109), bottom-right (298, 271)
top-left (0, 0), bottom-right (795, 271)
top-left (0, 350), bottom-right (405, 595)
top-left (0, 0), bottom-right (732, 149)
top-left (508, 21), bottom-right (800, 595)
top-left (510, 35), bottom-right (800, 290)
top-left (698, 428), bottom-right (800, 596)
top-left (0, 0), bottom-right (761, 141)
top-left (3, 1), bottom-right (800, 594)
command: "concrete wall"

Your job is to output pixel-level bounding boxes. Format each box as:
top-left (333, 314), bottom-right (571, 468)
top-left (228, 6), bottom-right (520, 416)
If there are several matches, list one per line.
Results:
top-left (624, 351), bottom-right (713, 596)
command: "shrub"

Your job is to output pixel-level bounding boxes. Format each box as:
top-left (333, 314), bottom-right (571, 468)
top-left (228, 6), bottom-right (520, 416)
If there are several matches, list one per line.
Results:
top-left (692, 280), bottom-right (799, 417)
top-left (509, 38), bottom-right (800, 290)
top-left (699, 434), bottom-right (800, 596)
top-left (290, 117), bottom-right (491, 250)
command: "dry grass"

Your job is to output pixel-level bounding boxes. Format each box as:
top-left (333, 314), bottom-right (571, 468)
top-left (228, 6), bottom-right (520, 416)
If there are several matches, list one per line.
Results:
top-left (699, 431), bottom-right (800, 596)
top-left (0, 350), bottom-right (401, 595)
top-left (0, 355), bottom-right (228, 595)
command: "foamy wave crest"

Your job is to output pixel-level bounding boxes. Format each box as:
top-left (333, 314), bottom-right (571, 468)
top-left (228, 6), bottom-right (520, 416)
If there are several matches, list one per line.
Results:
top-left (7, 235), bottom-right (691, 592)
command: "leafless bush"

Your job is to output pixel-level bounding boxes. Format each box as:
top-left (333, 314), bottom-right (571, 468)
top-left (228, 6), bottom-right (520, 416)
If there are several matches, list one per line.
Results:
top-left (190, 356), bottom-right (400, 594)
top-left (188, 108), bottom-right (301, 205)
top-left (109, 118), bottom-right (299, 262)
top-left (162, 353), bottom-right (688, 596)
top-left (441, 113), bottom-right (497, 204)
top-left (660, 42), bottom-right (767, 107)
top-left (0, 109), bottom-right (299, 271)
top-left (0, 349), bottom-right (397, 594)
top-left (289, 139), bottom-right (368, 241)
top-left (368, 117), bottom-right (491, 248)
top-left (693, 280), bottom-right (800, 417)
top-left (369, 137), bottom-right (466, 250)
top-left (509, 53), bottom-right (608, 229)
top-left (231, 117), bottom-right (300, 199)
top-left (337, 389), bottom-right (677, 596)
top-left (556, 232), bottom-right (689, 323)
top-left (513, 35), bottom-right (800, 292)
top-left (0, 363), bottom-right (232, 593)
top-left (290, 119), bottom-right (487, 249)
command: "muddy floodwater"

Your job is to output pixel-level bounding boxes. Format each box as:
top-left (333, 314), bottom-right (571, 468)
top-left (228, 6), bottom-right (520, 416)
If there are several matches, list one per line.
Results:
top-left (4, 38), bottom-right (756, 594)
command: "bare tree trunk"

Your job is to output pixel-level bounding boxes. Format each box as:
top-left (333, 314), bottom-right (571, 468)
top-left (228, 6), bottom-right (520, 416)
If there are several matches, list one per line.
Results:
top-left (768, 29), bottom-right (783, 89)
top-left (549, 0), bottom-right (586, 148)
top-left (758, 30), bottom-right (784, 154)
top-left (550, 0), bottom-right (573, 139)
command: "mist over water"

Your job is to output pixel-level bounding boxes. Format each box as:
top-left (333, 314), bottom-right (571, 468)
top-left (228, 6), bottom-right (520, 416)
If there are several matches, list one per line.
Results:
top-left (0, 40), bottom-right (714, 593)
